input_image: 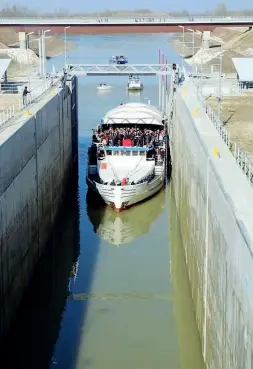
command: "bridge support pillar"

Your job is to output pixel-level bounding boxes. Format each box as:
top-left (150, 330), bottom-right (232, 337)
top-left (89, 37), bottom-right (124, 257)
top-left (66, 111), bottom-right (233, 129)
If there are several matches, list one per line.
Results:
top-left (202, 31), bottom-right (210, 49)
top-left (19, 32), bottom-right (26, 49)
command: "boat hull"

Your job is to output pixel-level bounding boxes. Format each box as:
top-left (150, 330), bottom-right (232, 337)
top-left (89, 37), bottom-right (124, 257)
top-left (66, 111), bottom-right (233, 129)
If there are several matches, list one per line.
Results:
top-left (127, 83), bottom-right (143, 91)
top-left (127, 86), bottom-right (143, 91)
top-left (86, 171), bottom-right (165, 212)
top-left (97, 86), bottom-right (112, 91)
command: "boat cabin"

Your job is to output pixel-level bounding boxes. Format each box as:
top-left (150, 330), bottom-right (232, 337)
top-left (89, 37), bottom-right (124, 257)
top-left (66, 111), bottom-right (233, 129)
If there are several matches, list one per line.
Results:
top-left (109, 55), bottom-right (128, 64)
top-left (89, 103), bottom-right (166, 184)
top-left (128, 75), bottom-right (140, 82)
top-left (97, 145), bottom-right (156, 158)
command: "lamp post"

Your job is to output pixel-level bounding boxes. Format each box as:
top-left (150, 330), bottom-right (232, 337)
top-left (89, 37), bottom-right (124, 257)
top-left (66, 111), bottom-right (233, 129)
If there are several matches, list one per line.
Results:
top-left (26, 32), bottom-right (34, 91)
top-left (217, 46), bottom-right (224, 124)
top-left (195, 30), bottom-right (202, 76)
top-left (38, 31), bottom-right (42, 78)
top-left (42, 29), bottom-right (51, 77)
top-left (187, 29), bottom-right (195, 58)
top-left (64, 26), bottom-right (70, 70)
top-left (199, 31), bottom-right (203, 92)
top-left (178, 25), bottom-right (185, 44)
top-left (28, 32), bottom-right (51, 78)
top-left (178, 25), bottom-right (185, 71)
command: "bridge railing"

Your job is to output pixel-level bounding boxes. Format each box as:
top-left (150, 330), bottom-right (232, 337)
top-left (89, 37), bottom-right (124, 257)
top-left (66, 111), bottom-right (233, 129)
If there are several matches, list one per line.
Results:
top-left (67, 63), bottom-right (172, 75)
top-left (185, 70), bottom-right (253, 183)
top-left (0, 105), bottom-right (15, 127)
top-left (1, 15), bottom-right (253, 24)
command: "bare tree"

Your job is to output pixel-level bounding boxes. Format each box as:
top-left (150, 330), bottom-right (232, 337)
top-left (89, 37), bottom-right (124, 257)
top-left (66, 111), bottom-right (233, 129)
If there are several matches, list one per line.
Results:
top-left (1, 3), bottom-right (253, 18)
top-left (213, 3), bottom-right (227, 16)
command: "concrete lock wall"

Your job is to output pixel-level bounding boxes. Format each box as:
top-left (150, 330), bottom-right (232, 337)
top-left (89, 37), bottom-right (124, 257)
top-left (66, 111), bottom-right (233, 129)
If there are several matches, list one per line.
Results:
top-left (0, 77), bottom-right (78, 338)
top-left (171, 83), bottom-right (253, 369)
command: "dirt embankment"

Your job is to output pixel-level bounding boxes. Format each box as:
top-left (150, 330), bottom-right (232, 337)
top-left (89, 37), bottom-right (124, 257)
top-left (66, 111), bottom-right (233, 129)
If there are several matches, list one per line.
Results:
top-left (169, 27), bottom-right (253, 74)
top-left (0, 28), bottom-right (75, 58)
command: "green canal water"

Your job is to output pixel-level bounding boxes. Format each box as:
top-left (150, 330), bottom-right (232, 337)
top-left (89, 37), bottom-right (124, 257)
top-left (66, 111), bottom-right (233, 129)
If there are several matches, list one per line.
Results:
top-left (3, 34), bottom-right (204, 369)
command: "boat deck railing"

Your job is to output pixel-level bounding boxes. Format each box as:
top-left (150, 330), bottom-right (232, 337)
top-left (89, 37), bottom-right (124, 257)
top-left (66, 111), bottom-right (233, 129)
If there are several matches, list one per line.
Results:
top-left (98, 145), bottom-right (154, 151)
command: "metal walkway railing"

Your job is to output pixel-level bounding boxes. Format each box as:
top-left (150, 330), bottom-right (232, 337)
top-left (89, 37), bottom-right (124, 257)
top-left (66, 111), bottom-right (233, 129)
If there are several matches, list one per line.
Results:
top-left (0, 76), bottom-right (62, 127)
top-left (0, 105), bottom-right (15, 127)
top-left (20, 77), bottom-right (61, 109)
top-left (191, 79), bottom-right (253, 183)
top-left (67, 63), bottom-right (173, 76)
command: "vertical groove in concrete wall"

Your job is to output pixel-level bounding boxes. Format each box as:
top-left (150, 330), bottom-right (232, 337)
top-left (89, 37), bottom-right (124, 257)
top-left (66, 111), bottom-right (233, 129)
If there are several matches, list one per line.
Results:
top-left (0, 76), bottom-right (78, 339)
top-left (70, 77), bottom-right (78, 164)
top-left (171, 87), bottom-right (253, 369)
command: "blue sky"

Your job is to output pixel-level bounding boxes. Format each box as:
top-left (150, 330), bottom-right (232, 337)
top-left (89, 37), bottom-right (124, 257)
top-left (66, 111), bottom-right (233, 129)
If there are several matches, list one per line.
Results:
top-left (5, 0), bottom-right (252, 12)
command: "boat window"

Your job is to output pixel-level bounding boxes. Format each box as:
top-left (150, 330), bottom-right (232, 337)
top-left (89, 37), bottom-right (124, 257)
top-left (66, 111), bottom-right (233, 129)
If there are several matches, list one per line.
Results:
top-left (140, 151), bottom-right (145, 156)
top-left (132, 151), bottom-right (138, 156)
top-left (124, 151), bottom-right (131, 156)
top-left (107, 150), bottom-right (112, 155)
top-left (113, 151), bottom-right (119, 155)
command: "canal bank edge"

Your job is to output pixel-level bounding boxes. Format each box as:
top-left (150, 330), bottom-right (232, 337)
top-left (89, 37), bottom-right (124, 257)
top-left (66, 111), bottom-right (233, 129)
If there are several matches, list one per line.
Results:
top-left (0, 75), bottom-right (78, 340)
top-left (170, 82), bottom-right (253, 369)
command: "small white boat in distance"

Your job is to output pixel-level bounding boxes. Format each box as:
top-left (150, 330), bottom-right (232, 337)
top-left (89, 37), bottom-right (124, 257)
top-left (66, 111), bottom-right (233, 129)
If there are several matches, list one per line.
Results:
top-left (97, 83), bottom-right (112, 91)
top-left (127, 75), bottom-right (143, 91)
top-left (86, 102), bottom-right (166, 212)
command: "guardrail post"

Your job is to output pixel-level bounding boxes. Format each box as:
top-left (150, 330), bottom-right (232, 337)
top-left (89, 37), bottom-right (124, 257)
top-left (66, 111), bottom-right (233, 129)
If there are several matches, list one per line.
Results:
top-left (245, 156), bottom-right (248, 174)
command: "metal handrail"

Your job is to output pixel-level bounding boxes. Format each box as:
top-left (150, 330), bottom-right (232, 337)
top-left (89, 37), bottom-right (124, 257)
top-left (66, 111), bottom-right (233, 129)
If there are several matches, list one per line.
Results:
top-left (20, 76), bottom-right (62, 109)
top-left (190, 77), bottom-right (253, 183)
top-left (67, 63), bottom-right (172, 76)
top-left (0, 105), bottom-right (15, 126)
top-left (0, 76), bottom-right (62, 127)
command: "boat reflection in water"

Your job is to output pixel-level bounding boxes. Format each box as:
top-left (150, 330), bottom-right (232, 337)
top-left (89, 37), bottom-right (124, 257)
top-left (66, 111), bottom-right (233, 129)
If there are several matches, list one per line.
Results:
top-left (86, 188), bottom-right (166, 246)
top-left (127, 90), bottom-right (141, 99)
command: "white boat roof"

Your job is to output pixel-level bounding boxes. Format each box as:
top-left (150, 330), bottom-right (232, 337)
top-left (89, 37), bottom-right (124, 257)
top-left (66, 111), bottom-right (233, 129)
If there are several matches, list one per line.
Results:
top-left (103, 102), bottom-right (164, 126)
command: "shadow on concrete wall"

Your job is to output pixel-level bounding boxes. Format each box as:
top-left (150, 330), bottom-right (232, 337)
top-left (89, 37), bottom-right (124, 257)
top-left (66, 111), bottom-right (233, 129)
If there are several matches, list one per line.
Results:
top-left (0, 134), bottom-right (172, 369)
top-left (0, 163), bottom-right (80, 367)
top-left (166, 135), bottom-right (173, 184)
top-left (58, 137), bottom-right (108, 369)
top-left (0, 136), bottom-right (108, 369)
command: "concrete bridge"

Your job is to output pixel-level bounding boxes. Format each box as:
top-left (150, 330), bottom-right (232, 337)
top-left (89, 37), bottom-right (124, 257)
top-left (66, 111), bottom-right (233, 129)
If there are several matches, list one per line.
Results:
top-left (1, 16), bottom-right (253, 34)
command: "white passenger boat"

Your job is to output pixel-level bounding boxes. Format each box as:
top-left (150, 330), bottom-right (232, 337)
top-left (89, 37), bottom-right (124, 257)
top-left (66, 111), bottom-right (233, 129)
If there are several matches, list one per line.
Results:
top-left (127, 75), bottom-right (143, 90)
top-left (86, 102), bottom-right (166, 212)
top-left (97, 83), bottom-right (112, 91)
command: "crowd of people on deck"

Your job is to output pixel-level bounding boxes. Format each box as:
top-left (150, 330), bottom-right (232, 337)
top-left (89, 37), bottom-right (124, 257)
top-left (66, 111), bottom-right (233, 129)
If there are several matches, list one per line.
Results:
top-left (92, 126), bottom-right (165, 147)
